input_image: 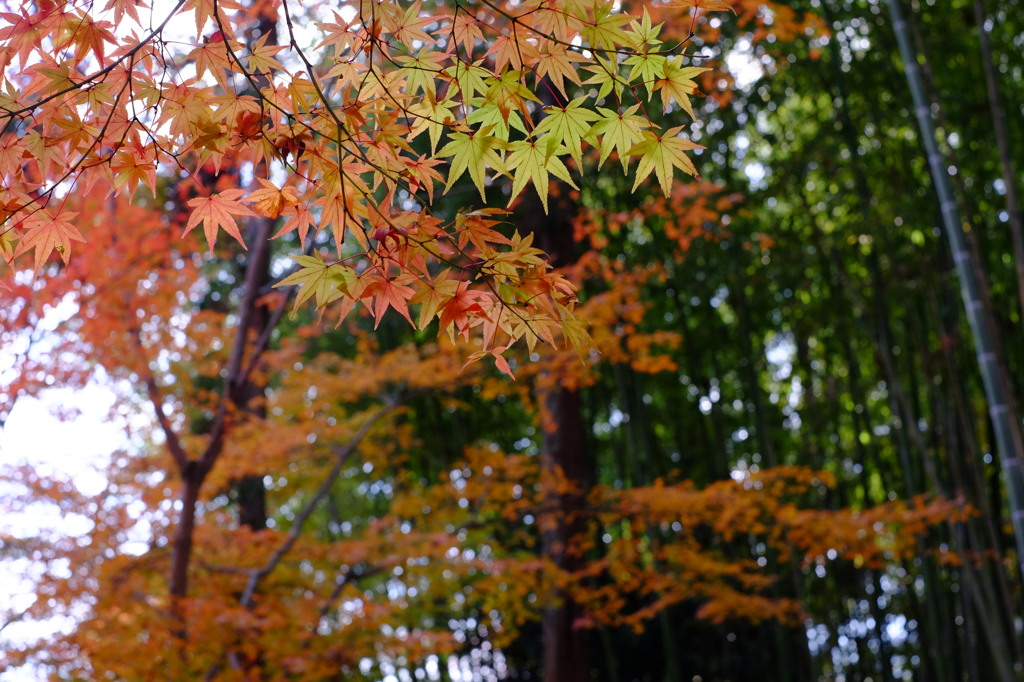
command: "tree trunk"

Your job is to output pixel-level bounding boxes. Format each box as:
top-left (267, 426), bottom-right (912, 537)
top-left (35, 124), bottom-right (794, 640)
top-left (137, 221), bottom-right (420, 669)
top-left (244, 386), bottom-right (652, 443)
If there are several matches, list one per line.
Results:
top-left (541, 385), bottom-right (589, 682)
top-left (519, 159), bottom-right (590, 681)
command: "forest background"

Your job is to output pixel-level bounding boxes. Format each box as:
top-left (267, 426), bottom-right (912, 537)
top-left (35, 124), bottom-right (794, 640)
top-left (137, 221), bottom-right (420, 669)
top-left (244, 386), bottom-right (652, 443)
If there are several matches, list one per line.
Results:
top-left (1, 0), bottom-right (1022, 680)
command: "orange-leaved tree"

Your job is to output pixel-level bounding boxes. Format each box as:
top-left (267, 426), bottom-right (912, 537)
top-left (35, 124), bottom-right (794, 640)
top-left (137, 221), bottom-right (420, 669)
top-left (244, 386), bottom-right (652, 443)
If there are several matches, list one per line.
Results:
top-left (0, 0), bottom-right (725, 674)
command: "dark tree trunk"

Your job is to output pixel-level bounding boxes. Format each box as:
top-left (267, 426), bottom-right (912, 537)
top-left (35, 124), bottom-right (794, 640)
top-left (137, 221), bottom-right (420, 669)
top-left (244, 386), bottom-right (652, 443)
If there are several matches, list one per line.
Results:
top-left (520, 160), bottom-right (590, 682)
top-left (541, 386), bottom-right (589, 682)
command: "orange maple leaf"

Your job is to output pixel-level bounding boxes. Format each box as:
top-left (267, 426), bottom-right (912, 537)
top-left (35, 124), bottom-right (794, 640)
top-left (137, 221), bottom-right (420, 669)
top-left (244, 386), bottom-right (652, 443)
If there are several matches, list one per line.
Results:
top-left (438, 280), bottom-right (489, 340)
top-left (184, 189), bottom-right (257, 251)
top-left (245, 178), bottom-right (300, 219)
top-left (12, 210), bottom-right (86, 271)
top-left (362, 273), bottom-right (417, 328)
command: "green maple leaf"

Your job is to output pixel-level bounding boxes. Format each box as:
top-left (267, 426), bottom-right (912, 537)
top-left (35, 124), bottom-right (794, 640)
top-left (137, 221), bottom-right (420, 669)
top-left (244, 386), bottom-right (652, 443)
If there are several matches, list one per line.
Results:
top-left (626, 8), bottom-right (664, 49)
top-left (505, 135), bottom-right (578, 212)
top-left (628, 126), bottom-right (704, 197)
top-left (442, 60), bottom-right (490, 103)
top-left (275, 255), bottom-right (354, 313)
top-left (438, 126), bottom-right (508, 201)
top-left (582, 55), bottom-right (626, 102)
top-left (533, 98), bottom-right (602, 168)
top-left (408, 94), bottom-right (459, 155)
top-left (623, 52), bottom-right (668, 99)
top-left (397, 46), bottom-right (448, 97)
top-left (654, 60), bottom-right (709, 116)
top-left (582, 4), bottom-right (631, 51)
top-left (587, 105), bottom-right (649, 171)
top-left (467, 96), bottom-right (526, 141)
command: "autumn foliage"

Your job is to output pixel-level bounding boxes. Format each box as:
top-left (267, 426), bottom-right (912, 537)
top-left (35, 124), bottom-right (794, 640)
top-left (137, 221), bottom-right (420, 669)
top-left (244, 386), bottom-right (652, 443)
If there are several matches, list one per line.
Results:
top-left (0, 0), bottom-right (968, 679)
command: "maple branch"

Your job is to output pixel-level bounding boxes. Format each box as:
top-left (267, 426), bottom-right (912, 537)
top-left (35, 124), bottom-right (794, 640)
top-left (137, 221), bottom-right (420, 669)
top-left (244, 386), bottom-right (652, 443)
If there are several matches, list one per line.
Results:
top-left (2, 79), bottom-right (132, 230)
top-left (463, 0), bottom-right (690, 58)
top-left (237, 400), bottom-right (398, 609)
top-left (143, 373), bottom-right (191, 473)
top-left (317, 564), bottom-right (386, 621)
top-left (199, 217), bottom-right (274, 476)
top-left (0, 605), bottom-right (31, 635)
top-left (128, 317), bottom-right (191, 473)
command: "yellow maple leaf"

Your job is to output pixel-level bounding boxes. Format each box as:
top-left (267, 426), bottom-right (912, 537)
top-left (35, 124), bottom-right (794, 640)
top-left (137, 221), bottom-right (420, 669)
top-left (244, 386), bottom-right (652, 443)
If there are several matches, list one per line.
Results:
top-left (628, 126), bottom-right (704, 197)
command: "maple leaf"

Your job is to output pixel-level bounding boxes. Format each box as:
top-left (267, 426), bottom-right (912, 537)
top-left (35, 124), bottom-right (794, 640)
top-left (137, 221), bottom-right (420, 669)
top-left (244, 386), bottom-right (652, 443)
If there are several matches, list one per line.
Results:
top-left (505, 136), bottom-right (578, 213)
top-left (273, 204), bottom-right (316, 244)
top-left (404, 155), bottom-right (445, 204)
top-left (588, 105), bottom-right (649, 171)
top-left (275, 255), bottom-right (355, 313)
top-left (387, 1), bottom-right (437, 47)
top-left (0, 11), bottom-right (42, 70)
top-left (184, 189), bottom-right (257, 251)
top-left (61, 13), bottom-right (117, 68)
top-left (442, 60), bottom-right (491, 103)
top-left (455, 208), bottom-right (513, 252)
top-left (463, 347), bottom-right (516, 379)
top-left (628, 127), bottom-right (704, 197)
top-left (12, 210), bottom-right (86, 272)
top-left (316, 182), bottom-right (369, 254)
top-left (0, 227), bottom-right (16, 265)
top-left (408, 94), bottom-right (459, 155)
top-left (246, 32), bottom-right (285, 75)
top-left (654, 61), bottom-right (709, 117)
top-left (623, 52), bottom-right (668, 100)
top-left (467, 96), bottom-right (526, 141)
top-left (186, 38), bottom-right (237, 90)
top-left (488, 231), bottom-right (547, 275)
top-left (582, 4), bottom-right (632, 51)
top-left (397, 47), bottom-right (448, 98)
top-left (409, 273), bottom-right (461, 330)
top-left (533, 43), bottom-right (588, 100)
top-left (245, 178), bottom-right (300, 219)
top-left (361, 273), bottom-right (417, 328)
top-left (101, 0), bottom-right (144, 25)
top-left (582, 55), bottom-right (626, 103)
top-left (663, 0), bottom-right (737, 12)
top-left (438, 280), bottom-right (491, 341)
top-left (438, 127), bottom-right (508, 201)
top-left (626, 8), bottom-right (664, 50)
top-left (486, 33), bottom-right (539, 73)
top-left (533, 99), bottom-right (602, 168)
top-left (110, 143), bottom-right (157, 198)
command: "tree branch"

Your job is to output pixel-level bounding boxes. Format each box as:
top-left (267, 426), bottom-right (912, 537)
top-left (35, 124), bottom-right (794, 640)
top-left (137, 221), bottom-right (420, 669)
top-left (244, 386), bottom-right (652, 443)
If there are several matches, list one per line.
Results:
top-left (142, 373), bottom-right (190, 473)
top-left (199, 217), bottom-right (275, 477)
top-left (238, 400), bottom-right (397, 608)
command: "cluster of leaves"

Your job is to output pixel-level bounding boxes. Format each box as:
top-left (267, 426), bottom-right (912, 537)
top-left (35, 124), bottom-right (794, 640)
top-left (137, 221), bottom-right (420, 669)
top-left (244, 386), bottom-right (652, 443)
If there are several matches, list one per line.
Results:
top-left (0, 0), bottom-right (728, 372)
top-left (0, 404), bottom-right (966, 679)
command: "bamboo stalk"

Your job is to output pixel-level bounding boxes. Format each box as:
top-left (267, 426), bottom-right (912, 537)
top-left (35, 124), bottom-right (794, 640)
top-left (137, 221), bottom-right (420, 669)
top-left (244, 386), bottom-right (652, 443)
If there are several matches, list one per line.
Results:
top-left (886, 0), bottom-right (1024, 591)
